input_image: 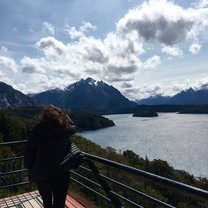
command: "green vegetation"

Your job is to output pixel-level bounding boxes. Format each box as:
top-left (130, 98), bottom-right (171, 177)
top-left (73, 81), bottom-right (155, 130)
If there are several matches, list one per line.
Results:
top-left (70, 135), bottom-right (208, 208)
top-left (71, 111), bottom-right (115, 131)
top-left (0, 107), bottom-right (115, 131)
top-left (179, 105), bottom-right (208, 114)
top-left (0, 107), bottom-right (207, 208)
top-left (0, 109), bottom-right (37, 198)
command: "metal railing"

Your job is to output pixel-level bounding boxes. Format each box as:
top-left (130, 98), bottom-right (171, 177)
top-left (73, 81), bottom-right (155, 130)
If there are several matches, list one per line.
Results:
top-left (1, 140), bottom-right (208, 208)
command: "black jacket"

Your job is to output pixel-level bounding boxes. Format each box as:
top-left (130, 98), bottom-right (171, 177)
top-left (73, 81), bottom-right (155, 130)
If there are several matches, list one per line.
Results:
top-left (24, 122), bottom-right (74, 182)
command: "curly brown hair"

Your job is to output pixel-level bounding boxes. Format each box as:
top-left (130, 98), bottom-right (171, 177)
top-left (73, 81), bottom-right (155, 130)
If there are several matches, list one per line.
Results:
top-left (40, 105), bottom-right (74, 130)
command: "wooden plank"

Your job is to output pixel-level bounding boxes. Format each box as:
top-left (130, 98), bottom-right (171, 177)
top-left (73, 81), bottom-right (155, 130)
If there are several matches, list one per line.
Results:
top-left (66, 194), bottom-right (86, 208)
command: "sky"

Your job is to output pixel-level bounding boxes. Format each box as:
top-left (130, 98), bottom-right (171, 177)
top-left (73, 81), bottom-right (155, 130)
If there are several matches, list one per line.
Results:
top-left (0, 0), bottom-right (208, 100)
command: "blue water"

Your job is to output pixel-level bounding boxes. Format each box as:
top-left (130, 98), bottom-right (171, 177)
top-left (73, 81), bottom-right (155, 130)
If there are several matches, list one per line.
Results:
top-left (78, 113), bottom-right (208, 177)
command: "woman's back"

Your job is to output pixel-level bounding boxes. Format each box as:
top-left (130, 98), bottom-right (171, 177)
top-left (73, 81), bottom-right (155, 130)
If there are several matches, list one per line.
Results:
top-left (25, 122), bottom-right (71, 182)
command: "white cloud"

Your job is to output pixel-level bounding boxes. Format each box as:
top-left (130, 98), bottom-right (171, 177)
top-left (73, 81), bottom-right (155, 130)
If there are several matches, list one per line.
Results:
top-left (67, 22), bottom-right (96, 40)
top-left (122, 82), bottom-right (164, 100)
top-left (19, 73), bottom-right (75, 94)
top-left (80, 22), bottom-right (97, 33)
top-left (161, 46), bottom-right (183, 57)
top-left (67, 26), bottom-right (84, 40)
top-left (121, 82), bottom-right (133, 88)
top-left (0, 75), bottom-right (16, 88)
top-left (36, 36), bottom-right (67, 58)
top-left (104, 31), bottom-right (144, 57)
top-left (0, 56), bottom-right (17, 73)
top-left (23, 74), bottom-right (51, 93)
top-left (42, 21), bottom-right (55, 35)
top-left (20, 56), bottom-right (45, 73)
top-left (33, 28), bottom-right (144, 84)
top-left (198, 0), bottom-right (208, 8)
top-left (15, 83), bottom-right (30, 94)
top-left (196, 76), bottom-right (208, 88)
top-left (189, 42), bottom-right (201, 54)
top-left (143, 55), bottom-right (161, 70)
top-left (117, 0), bottom-right (208, 45)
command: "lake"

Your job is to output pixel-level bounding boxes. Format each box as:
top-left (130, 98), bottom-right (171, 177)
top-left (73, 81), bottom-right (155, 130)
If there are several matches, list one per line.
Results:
top-left (79, 113), bottom-right (208, 178)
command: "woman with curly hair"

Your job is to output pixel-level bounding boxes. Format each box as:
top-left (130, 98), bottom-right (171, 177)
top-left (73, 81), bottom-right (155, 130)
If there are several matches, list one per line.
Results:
top-left (24, 105), bottom-right (76, 208)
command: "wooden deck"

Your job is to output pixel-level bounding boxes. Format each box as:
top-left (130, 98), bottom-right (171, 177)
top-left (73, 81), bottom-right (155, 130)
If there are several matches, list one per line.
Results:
top-left (0, 191), bottom-right (97, 208)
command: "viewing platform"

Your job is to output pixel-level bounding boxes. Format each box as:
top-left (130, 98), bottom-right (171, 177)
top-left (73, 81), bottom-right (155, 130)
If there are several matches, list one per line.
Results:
top-left (1, 140), bottom-right (208, 208)
top-left (0, 191), bottom-right (97, 208)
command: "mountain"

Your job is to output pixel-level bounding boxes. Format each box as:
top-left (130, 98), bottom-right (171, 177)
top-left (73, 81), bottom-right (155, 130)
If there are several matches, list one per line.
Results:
top-left (168, 86), bottom-right (208, 104)
top-left (33, 78), bottom-right (137, 113)
top-left (0, 82), bottom-right (35, 108)
top-left (136, 95), bottom-right (170, 105)
top-left (136, 85), bottom-right (208, 105)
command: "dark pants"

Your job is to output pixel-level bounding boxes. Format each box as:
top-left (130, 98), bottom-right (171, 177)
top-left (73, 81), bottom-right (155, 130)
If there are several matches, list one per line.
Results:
top-left (37, 173), bottom-right (70, 208)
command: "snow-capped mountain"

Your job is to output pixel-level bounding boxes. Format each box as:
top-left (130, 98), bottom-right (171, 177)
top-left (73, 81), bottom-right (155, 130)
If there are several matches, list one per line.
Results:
top-left (33, 78), bottom-right (137, 113)
top-left (136, 85), bottom-right (208, 105)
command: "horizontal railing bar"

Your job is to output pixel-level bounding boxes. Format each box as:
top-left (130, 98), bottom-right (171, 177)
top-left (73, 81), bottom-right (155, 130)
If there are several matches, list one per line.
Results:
top-left (71, 170), bottom-right (101, 188)
top-left (71, 170), bottom-right (144, 208)
top-left (0, 140), bottom-right (27, 147)
top-left (78, 165), bottom-right (174, 208)
top-left (0, 156), bottom-right (24, 162)
top-left (84, 159), bottom-right (123, 207)
top-left (111, 190), bottom-right (144, 208)
top-left (1, 168), bottom-right (28, 176)
top-left (71, 170), bottom-right (117, 204)
top-left (101, 173), bottom-right (175, 208)
top-left (0, 181), bottom-right (29, 189)
top-left (70, 177), bottom-right (111, 202)
top-left (83, 152), bottom-right (208, 200)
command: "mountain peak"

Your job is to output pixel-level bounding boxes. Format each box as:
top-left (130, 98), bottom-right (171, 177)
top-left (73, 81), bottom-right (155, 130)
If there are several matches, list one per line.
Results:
top-left (33, 78), bottom-right (137, 113)
top-left (67, 77), bottom-right (96, 89)
top-left (85, 77), bottom-right (97, 85)
top-left (184, 87), bottom-right (195, 93)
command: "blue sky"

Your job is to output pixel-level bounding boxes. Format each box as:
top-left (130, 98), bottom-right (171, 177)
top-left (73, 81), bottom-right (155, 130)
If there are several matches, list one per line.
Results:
top-left (0, 0), bottom-right (208, 100)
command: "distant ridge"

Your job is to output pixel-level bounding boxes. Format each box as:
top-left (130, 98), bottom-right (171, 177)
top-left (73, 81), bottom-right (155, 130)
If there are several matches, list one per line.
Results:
top-left (0, 81), bottom-right (35, 108)
top-left (136, 85), bottom-right (208, 105)
top-left (33, 77), bottom-right (137, 114)
top-left (136, 95), bottom-right (170, 105)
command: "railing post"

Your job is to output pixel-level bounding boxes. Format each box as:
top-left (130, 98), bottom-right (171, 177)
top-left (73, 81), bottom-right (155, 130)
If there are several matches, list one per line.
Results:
top-left (85, 159), bottom-right (123, 208)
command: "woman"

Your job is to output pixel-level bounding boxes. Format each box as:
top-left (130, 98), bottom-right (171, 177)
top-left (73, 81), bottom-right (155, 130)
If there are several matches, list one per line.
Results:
top-left (24, 105), bottom-right (76, 208)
